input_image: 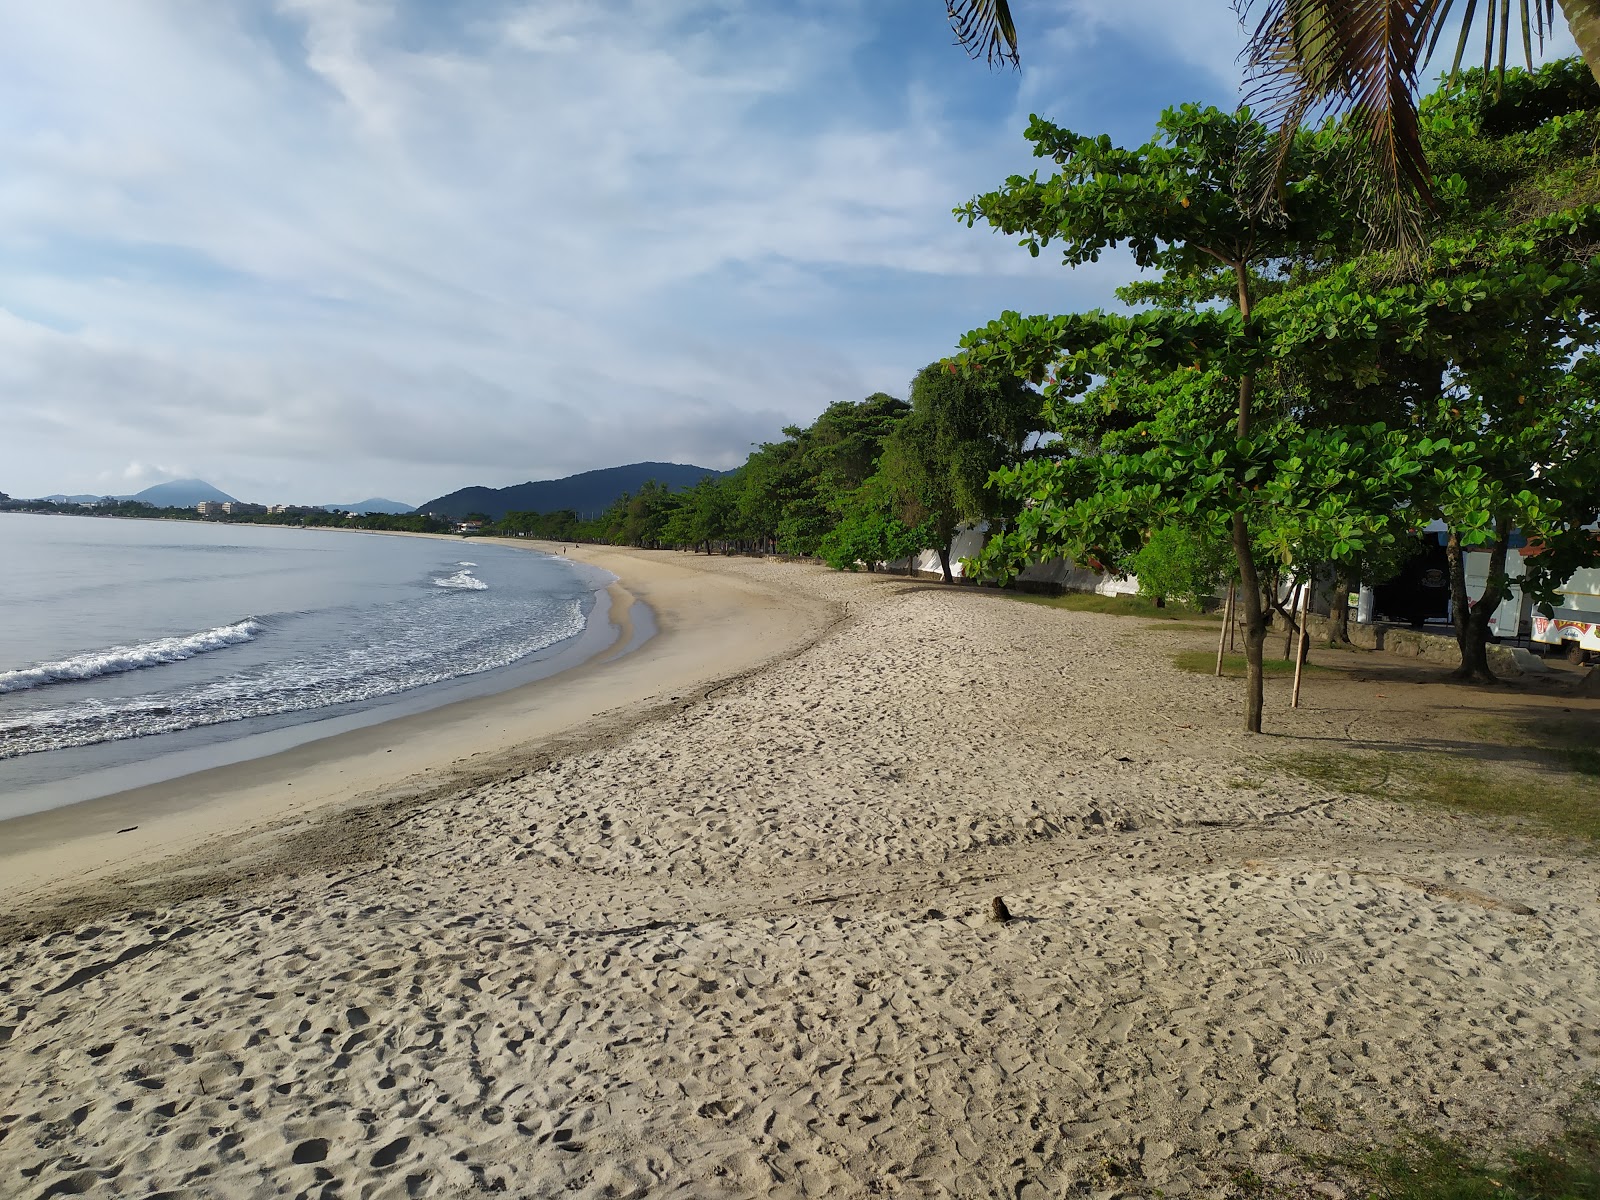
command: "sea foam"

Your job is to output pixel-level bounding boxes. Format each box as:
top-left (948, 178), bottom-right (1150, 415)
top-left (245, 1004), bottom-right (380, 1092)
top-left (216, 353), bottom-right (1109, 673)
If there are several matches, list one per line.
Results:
top-left (435, 569), bottom-right (488, 591)
top-left (0, 619), bottom-right (263, 694)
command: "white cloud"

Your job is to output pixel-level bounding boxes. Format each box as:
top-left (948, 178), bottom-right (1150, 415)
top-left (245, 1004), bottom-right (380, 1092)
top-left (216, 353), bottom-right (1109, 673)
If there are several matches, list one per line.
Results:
top-left (1, 1), bottom-right (1092, 500)
top-left (7, 1), bottom-right (1570, 502)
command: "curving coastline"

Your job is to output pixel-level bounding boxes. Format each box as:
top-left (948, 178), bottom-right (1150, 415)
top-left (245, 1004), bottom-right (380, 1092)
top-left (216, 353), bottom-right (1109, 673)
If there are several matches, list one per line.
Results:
top-left (1, 551), bottom-right (1596, 1198)
top-left (0, 544), bottom-right (838, 931)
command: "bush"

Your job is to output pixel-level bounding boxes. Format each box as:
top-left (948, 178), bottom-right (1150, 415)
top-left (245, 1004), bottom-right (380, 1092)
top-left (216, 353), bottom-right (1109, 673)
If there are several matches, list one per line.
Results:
top-left (1127, 525), bottom-right (1231, 608)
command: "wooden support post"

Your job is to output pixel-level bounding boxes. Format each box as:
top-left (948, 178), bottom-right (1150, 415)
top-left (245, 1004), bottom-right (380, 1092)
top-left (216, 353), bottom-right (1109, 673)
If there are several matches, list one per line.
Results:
top-left (1291, 580), bottom-right (1312, 708)
top-left (1216, 582), bottom-right (1235, 676)
top-left (1282, 578), bottom-right (1303, 660)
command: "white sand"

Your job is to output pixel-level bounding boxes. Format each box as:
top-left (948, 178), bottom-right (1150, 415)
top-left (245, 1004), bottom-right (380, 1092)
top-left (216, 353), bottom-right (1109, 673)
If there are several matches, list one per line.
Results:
top-left (2, 551), bottom-right (1596, 1199)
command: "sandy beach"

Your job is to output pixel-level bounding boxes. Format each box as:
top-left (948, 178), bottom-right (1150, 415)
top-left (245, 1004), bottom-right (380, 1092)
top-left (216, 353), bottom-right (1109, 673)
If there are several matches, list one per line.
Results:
top-left (2, 549), bottom-right (1597, 1199)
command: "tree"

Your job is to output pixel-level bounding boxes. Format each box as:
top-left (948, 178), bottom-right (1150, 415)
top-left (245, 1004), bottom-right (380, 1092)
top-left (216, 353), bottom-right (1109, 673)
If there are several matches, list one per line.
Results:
top-left (613, 480), bottom-right (683, 548)
top-left (1264, 61), bottom-right (1600, 679)
top-left (956, 102), bottom-right (1467, 732)
top-left (1128, 525), bottom-right (1233, 609)
top-left (818, 473), bottom-right (934, 572)
top-left (728, 393), bottom-right (910, 557)
top-left (876, 361), bottom-right (1042, 582)
top-left (662, 475), bottom-right (736, 554)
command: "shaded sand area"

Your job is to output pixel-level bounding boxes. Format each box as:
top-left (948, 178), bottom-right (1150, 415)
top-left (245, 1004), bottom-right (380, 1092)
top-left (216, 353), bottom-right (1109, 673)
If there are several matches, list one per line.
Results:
top-left (2, 552), bottom-right (1597, 1198)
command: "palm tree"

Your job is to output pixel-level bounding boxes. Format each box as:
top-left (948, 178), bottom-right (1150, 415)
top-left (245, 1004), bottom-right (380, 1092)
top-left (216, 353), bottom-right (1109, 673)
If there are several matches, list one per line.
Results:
top-left (948, 0), bottom-right (1600, 233)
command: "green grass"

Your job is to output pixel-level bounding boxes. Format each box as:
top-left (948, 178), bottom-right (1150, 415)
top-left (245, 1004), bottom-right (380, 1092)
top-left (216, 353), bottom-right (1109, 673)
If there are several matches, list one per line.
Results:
top-left (1565, 747), bottom-right (1600, 778)
top-left (1277, 750), bottom-right (1600, 846)
top-left (1344, 1112), bottom-right (1600, 1200)
top-left (1174, 650), bottom-right (1331, 677)
top-left (1005, 590), bottom-right (1219, 621)
top-left (1470, 716), bottom-right (1600, 779)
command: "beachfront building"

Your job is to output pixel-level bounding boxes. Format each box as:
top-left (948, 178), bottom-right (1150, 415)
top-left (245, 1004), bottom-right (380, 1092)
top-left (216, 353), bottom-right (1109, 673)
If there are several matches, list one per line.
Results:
top-left (195, 500), bottom-right (226, 517)
top-left (221, 501), bottom-right (266, 516)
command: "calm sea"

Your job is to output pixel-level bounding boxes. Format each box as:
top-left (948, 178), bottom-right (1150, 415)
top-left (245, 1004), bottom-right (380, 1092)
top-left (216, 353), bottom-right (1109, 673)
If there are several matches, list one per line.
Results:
top-left (0, 514), bottom-right (608, 818)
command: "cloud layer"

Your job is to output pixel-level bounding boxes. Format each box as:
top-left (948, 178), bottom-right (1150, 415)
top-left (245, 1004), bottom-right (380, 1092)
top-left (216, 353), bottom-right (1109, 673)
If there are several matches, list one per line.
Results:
top-left (3, 1), bottom-right (1568, 503)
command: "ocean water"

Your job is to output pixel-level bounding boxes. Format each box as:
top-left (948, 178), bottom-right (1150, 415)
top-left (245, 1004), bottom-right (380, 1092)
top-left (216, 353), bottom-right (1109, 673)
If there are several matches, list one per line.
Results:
top-left (0, 514), bottom-right (607, 815)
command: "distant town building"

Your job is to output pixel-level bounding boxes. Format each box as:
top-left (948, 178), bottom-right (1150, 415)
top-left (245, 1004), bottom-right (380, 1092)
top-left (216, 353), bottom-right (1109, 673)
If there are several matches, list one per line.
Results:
top-left (196, 500), bottom-right (226, 517)
top-left (221, 501), bottom-right (266, 516)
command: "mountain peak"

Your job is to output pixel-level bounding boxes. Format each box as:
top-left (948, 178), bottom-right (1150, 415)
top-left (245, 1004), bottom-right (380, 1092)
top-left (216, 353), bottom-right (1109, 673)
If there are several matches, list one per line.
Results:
top-left (416, 462), bottom-right (727, 520)
top-left (125, 478), bottom-right (238, 506)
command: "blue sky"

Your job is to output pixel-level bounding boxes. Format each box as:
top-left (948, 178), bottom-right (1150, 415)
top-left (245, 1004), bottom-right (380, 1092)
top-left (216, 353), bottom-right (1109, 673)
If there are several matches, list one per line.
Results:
top-left (0, 1), bottom-right (1577, 504)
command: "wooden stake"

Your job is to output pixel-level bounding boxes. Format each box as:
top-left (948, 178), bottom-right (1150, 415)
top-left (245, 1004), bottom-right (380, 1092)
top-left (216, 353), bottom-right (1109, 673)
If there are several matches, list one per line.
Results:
top-left (1291, 579), bottom-right (1312, 708)
top-left (1216, 581), bottom-right (1235, 675)
top-left (1282, 579), bottom-right (1303, 660)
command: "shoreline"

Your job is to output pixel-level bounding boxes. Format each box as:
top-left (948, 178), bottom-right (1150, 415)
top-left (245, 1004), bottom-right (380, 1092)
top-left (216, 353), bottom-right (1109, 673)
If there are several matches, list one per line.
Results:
top-left (0, 552), bottom-right (1596, 1197)
top-left (0, 543), bottom-right (839, 935)
top-left (0, 550), bottom-right (627, 825)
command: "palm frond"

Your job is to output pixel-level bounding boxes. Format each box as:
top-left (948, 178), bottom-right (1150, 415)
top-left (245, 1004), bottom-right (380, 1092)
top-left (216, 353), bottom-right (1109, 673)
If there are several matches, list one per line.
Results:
top-left (1446, 0), bottom-right (1558, 78)
top-left (948, 0), bottom-right (1019, 68)
top-left (1243, 0), bottom-right (1443, 241)
top-left (1240, 0), bottom-right (1561, 246)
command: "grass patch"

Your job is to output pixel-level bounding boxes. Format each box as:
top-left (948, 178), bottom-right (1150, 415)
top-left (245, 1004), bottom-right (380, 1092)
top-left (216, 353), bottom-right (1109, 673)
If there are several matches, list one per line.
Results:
top-left (1005, 590), bottom-right (1218, 621)
top-left (1470, 716), bottom-right (1600, 779)
top-left (1343, 1111), bottom-right (1600, 1199)
top-left (1565, 747), bottom-right (1600, 778)
top-left (1174, 651), bottom-right (1331, 677)
top-left (1277, 750), bottom-right (1600, 846)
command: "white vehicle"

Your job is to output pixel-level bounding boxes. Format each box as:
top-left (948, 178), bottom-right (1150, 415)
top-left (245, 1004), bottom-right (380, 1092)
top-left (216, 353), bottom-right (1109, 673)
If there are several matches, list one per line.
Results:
top-left (1530, 565), bottom-right (1600, 659)
top-left (1462, 548), bottom-right (1529, 639)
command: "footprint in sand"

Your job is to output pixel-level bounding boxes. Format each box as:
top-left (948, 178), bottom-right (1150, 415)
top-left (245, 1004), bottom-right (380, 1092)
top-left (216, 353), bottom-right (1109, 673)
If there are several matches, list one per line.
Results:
top-left (291, 1137), bottom-right (329, 1164)
top-left (371, 1136), bottom-right (411, 1168)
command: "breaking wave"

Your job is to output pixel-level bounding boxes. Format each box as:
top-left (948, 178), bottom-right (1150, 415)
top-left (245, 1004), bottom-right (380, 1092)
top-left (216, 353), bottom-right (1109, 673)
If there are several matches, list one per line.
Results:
top-left (435, 569), bottom-right (488, 591)
top-left (0, 598), bottom-right (585, 759)
top-left (0, 619), bottom-right (263, 695)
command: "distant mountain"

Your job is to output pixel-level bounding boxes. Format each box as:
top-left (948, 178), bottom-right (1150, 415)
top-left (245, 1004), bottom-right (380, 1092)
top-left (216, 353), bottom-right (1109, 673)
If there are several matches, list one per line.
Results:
top-left (418, 462), bottom-right (727, 520)
top-left (33, 478), bottom-right (238, 507)
top-left (320, 498), bottom-right (414, 515)
top-left (124, 479), bottom-right (238, 507)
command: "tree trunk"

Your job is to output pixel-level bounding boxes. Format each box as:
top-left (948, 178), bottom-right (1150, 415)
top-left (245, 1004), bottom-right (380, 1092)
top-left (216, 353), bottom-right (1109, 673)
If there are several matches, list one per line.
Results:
top-left (1445, 530), bottom-right (1473, 667)
top-left (1230, 261), bottom-right (1266, 734)
top-left (1232, 512), bottom-right (1269, 734)
top-left (1558, 0), bottom-right (1600, 85)
top-left (1451, 524), bottom-right (1512, 683)
top-left (937, 545), bottom-right (954, 584)
top-left (1331, 568), bottom-right (1352, 643)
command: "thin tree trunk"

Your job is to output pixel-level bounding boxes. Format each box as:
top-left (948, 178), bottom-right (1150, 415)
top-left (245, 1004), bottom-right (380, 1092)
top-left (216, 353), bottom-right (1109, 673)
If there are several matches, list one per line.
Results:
top-left (937, 545), bottom-right (954, 584)
top-left (1445, 530), bottom-right (1473, 667)
top-left (1331, 568), bottom-right (1352, 643)
top-left (1234, 516), bottom-right (1269, 734)
top-left (1283, 579), bottom-right (1304, 660)
top-left (1231, 262), bottom-right (1267, 734)
top-left (1558, 0), bottom-right (1600, 84)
